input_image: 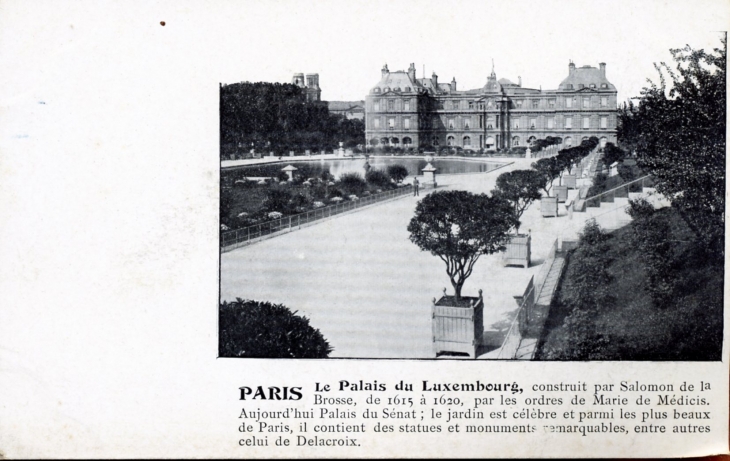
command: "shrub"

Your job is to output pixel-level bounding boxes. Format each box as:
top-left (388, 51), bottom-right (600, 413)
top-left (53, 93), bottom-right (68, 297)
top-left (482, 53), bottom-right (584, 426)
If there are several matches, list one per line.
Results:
top-left (262, 189), bottom-right (293, 213)
top-left (219, 299), bottom-right (332, 358)
top-left (338, 172), bottom-right (367, 196)
top-left (277, 171), bottom-right (289, 182)
top-left (365, 168), bottom-right (391, 188)
top-left (386, 164), bottom-right (409, 183)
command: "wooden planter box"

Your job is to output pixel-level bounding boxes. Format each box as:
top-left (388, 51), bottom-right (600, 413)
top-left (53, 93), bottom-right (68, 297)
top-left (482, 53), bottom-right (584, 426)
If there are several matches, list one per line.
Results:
top-left (503, 234), bottom-right (531, 268)
top-left (554, 185), bottom-right (568, 203)
top-left (563, 174), bottom-right (577, 189)
top-left (432, 292), bottom-right (484, 358)
top-left (541, 196), bottom-right (559, 217)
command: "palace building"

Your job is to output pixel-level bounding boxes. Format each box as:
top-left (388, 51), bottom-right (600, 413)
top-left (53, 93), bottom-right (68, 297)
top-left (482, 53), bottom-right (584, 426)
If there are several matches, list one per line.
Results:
top-left (365, 62), bottom-right (617, 151)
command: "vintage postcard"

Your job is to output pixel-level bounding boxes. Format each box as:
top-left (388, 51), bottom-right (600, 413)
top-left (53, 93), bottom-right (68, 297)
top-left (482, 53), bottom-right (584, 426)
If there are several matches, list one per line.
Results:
top-left (0, 0), bottom-right (728, 458)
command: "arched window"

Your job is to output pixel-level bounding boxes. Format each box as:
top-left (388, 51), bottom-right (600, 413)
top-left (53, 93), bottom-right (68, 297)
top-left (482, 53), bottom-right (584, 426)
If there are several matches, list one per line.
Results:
top-left (485, 136), bottom-right (495, 148)
top-left (380, 137), bottom-right (389, 145)
top-left (463, 136), bottom-right (471, 146)
top-left (512, 136), bottom-right (520, 146)
top-left (564, 136), bottom-right (573, 146)
top-left (391, 137), bottom-right (399, 145)
top-left (528, 136), bottom-right (536, 144)
top-left (447, 136), bottom-right (455, 146)
top-left (402, 137), bottom-right (412, 146)
top-left (600, 136), bottom-right (608, 148)
top-left (432, 136), bottom-right (439, 146)
top-left (582, 136), bottom-right (589, 142)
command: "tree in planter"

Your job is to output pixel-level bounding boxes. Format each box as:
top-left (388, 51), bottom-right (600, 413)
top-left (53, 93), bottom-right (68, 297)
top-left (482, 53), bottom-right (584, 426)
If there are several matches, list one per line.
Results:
top-left (493, 170), bottom-right (543, 233)
top-left (407, 191), bottom-right (518, 300)
top-left (219, 299), bottom-right (332, 358)
top-left (531, 157), bottom-right (562, 196)
top-left (386, 164), bottom-right (409, 183)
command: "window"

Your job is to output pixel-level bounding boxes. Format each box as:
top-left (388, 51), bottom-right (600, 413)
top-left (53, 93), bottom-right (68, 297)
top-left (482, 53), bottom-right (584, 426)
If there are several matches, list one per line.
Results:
top-left (404, 118), bottom-right (410, 130)
top-left (374, 118), bottom-right (380, 128)
top-left (565, 117), bottom-right (573, 129)
top-left (453, 100), bottom-right (460, 110)
top-left (601, 96), bottom-right (608, 107)
top-left (463, 117), bottom-right (470, 130)
top-left (565, 97), bottom-right (573, 108)
top-left (565, 136), bottom-right (573, 146)
top-left (388, 118), bottom-right (395, 130)
top-left (463, 136), bottom-right (471, 146)
top-left (512, 136), bottom-right (520, 146)
top-left (432, 136), bottom-right (439, 146)
top-left (548, 98), bottom-right (556, 108)
top-left (403, 137), bottom-right (412, 146)
top-left (547, 117), bottom-right (555, 129)
top-left (448, 118), bottom-right (455, 129)
top-left (373, 101), bottom-right (379, 111)
top-left (388, 99), bottom-right (395, 111)
top-left (515, 100), bottom-right (523, 108)
top-left (487, 100), bottom-right (493, 108)
top-left (567, 84), bottom-right (574, 89)
top-left (468, 101), bottom-right (474, 109)
top-left (447, 136), bottom-right (455, 146)
top-left (579, 84), bottom-right (585, 89)
top-left (590, 84), bottom-right (596, 88)
top-left (513, 119), bottom-right (520, 129)
top-left (404, 100), bottom-right (410, 111)
top-left (530, 118), bottom-right (537, 129)
top-left (600, 116), bottom-right (608, 129)
top-left (433, 116), bottom-right (439, 127)
top-left (532, 100), bottom-right (539, 109)
top-left (583, 97), bottom-right (590, 109)
top-left (601, 83), bottom-right (608, 89)
top-left (583, 117), bottom-right (590, 129)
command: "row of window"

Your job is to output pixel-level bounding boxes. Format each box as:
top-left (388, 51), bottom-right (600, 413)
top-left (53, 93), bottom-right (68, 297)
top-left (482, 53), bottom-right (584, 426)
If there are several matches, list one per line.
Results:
top-left (371, 114), bottom-right (611, 130)
top-left (371, 96), bottom-right (612, 111)
top-left (371, 135), bottom-right (610, 149)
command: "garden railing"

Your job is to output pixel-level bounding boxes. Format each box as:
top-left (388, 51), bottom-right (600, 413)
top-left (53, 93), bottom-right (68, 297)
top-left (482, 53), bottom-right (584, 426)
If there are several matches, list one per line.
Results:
top-left (221, 185), bottom-right (414, 251)
top-left (583, 175), bottom-right (654, 208)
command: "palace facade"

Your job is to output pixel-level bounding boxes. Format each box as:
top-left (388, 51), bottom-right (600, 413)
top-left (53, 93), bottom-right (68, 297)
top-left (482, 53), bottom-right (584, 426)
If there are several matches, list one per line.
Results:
top-left (365, 62), bottom-right (618, 151)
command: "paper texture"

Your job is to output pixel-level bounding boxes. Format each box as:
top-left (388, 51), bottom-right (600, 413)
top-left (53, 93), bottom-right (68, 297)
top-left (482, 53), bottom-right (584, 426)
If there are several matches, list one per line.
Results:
top-left (0, 0), bottom-right (728, 458)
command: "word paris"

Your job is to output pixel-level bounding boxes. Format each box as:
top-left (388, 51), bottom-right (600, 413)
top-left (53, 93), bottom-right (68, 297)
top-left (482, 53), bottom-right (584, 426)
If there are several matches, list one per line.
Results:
top-left (315, 380), bottom-right (524, 394)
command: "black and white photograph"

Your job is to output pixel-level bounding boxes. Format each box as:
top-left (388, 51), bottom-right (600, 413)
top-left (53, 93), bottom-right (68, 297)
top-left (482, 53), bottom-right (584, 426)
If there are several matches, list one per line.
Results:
top-left (218, 13), bottom-right (725, 362)
top-left (1, 0), bottom-right (728, 458)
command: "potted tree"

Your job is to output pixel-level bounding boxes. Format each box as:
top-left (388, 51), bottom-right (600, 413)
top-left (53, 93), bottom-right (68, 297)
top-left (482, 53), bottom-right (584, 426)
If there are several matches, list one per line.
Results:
top-left (408, 191), bottom-right (517, 358)
top-left (532, 157), bottom-right (561, 217)
top-left (493, 170), bottom-right (543, 268)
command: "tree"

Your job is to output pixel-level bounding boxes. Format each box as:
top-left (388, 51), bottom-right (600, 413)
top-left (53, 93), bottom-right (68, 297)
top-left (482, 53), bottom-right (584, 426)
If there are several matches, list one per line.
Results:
top-left (531, 157), bottom-right (562, 196)
top-left (219, 299), bottom-right (332, 358)
top-left (620, 37), bottom-right (726, 258)
top-left (386, 164), bottom-right (409, 183)
top-left (407, 191), bottom-right (517, 300)
top-left (493, 170), bottom-right (543, 233)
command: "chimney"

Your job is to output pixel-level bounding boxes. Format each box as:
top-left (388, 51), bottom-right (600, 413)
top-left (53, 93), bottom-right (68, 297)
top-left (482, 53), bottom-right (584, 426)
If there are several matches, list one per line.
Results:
top-left (569, 61), bottom-right (576, 75)
top-left (432, 72), bottom-right (438, 87)
top-left (451, 77), bottom-right (457, 91)
top-left (599, 62), bottom-right (606, 77)
top-left (518, 76), bottom-right (522, 87)
top-left (381, 64), bottom-right (389, 78)
top-left (408, 63), bottom-right (416, 82)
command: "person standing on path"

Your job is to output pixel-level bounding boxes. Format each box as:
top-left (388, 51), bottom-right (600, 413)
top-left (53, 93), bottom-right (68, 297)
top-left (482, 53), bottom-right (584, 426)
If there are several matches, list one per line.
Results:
top-left (413, 177), bottom-right (419, 196)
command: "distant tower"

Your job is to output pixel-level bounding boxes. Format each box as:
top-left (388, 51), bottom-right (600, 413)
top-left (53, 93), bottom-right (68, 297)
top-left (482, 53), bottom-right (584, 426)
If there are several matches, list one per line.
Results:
top-left (291, 72), bottom-right (321, 102)
top-left (407, 63), bottom-right (416, 82)
top-left (381, 64), bottom-right (389, 78)
top-left (305, 73), bottom-right (321, 102)
top-left (451, 77), bottom-right (457, 91)
top-left (292, 73), bottom-right (306, 88)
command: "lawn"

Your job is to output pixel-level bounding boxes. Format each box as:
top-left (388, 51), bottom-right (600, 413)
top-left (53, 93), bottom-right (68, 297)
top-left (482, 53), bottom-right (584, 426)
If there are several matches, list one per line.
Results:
top-left (534, 206), bottom-right (723, 361)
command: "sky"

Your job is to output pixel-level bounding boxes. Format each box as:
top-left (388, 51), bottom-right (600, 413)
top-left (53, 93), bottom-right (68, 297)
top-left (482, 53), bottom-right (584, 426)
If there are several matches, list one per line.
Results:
top-left (214, 0), bottom-right (728, 105)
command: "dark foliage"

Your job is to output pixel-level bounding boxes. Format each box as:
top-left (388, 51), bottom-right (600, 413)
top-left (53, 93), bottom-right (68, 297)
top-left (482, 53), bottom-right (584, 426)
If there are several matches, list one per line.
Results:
top-left (262, 188), bottom-right (293, 213)
top-left (493, 169), bottom-right (543, 233)
top-left (220, 82), bottom-right (364, 158)
top-left (618, 38), bottom-right (726, 259)
top-left (338, 172), bottom-right (367, 196)
top-left (386, 164), bottom-right (409, 183)
top-left (219, 299), bottom-right (332, 358)
top-left (531, 157), bottom-right (562, 195)
top-left (365, 169), bottom-right (392, 188)
top-left (407, 190), bottom-right (517, 299)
